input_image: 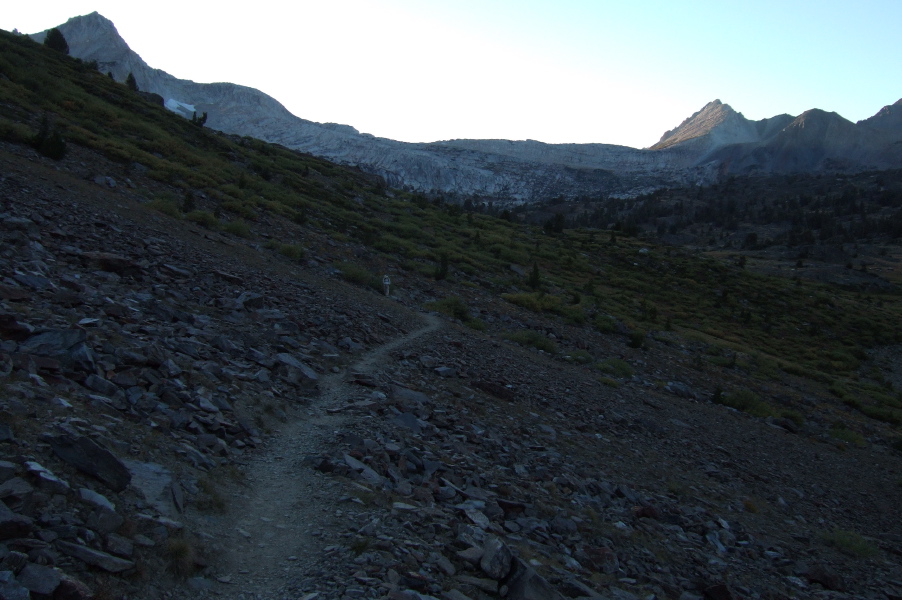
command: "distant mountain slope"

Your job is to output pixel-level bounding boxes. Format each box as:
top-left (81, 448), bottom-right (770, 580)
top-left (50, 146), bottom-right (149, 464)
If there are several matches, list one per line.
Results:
top-left (30, 13), bottom-right (902, 200)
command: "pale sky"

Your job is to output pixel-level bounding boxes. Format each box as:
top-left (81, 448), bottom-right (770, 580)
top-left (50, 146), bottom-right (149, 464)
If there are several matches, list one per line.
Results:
top-left (3, 1), bottom-right (900, 148)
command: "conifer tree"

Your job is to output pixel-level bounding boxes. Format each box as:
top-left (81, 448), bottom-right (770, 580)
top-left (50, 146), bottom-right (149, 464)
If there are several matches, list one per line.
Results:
top-left (43, 28), bottom-right (69, 55)
top-left (126, 72), bottom-right (138, 91)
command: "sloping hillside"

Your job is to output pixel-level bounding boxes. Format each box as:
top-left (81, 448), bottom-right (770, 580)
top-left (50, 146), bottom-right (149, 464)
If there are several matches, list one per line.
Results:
top-left (1, 28), bottom-right (901, 600)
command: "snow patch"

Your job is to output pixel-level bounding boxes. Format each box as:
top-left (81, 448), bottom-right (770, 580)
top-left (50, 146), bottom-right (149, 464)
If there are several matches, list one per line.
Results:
top-left (164, 98), bottom-right (196, 118)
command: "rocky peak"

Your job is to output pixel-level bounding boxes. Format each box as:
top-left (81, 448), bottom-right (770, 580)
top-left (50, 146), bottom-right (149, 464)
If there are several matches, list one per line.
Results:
top-left (859, 99), bottom-right (902, 136)
top-left (652, 99), bottom-right (750, 150)
top-left (782, 109), bottom-right (856, 140)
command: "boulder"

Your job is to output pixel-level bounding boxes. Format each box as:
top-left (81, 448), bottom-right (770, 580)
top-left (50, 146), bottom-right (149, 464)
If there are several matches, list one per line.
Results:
top-left (48, 434), bottom-right (131, 492)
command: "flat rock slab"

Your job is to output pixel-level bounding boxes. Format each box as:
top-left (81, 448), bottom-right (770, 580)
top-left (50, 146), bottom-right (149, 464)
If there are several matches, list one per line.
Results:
top-left (17, 563), bottom-right (62, 595)
top-left (56, 541), bottom-right (135, 573)
top-left (48, 434), bottom-right (131, 492)
top-left (123, 460), bottom-right (175, 516)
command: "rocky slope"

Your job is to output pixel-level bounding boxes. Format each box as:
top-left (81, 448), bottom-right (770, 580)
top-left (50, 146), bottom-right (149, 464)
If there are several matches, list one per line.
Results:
top-left (1, 134), bottom-right (902, 600)
top-left (33, 13), bottom-right (901, 202)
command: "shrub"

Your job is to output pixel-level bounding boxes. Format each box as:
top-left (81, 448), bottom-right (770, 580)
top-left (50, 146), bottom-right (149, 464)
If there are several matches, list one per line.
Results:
top-left (165, 536), bottom-right (197, 576)
top-left (822, 528), bottom-right (877, 557)
top-left (627, 329), bottom-right (646, 349)
top-left (222, 219), bottom-right (252, 238)
top-left (596, 358), bottom-right (633, 378)
top-left (184, 210), bottom-right (220, 229)
top-left (714, 388), bottom-right (774, 418)
top-left (32, 115), bottom-right (66, 160)
top-left (426, 296), bottom-right (470, 321)
top-left (273, 242), bottom-right (305, 262)
top-left (830, 425), bottom-right (866, 447)
top-left (595, 315), bottom-right (619, 334)
top-left (147, 196), bottom-right (181, 218)
top-left (337, 262), bottom-right (383, 293)
top-left (505, 330), bottom-right (558, 354)
top-left (566, 350), bottom-right (593, 364)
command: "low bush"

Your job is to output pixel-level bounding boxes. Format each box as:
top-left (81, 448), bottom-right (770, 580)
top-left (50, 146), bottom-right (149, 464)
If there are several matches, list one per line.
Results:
top-left (427, 296), bottom-right (470, 321)
top-left (713, 388), bottom-right (774, 418)
top-left (222, 219), bottom-right (252, 238)
top-left (337, 262), bottom-right (384, 293)
top-left (184, 210), bottom-right (220, 229)
top-left (596, 358), bottom-right (634, 378)
top-left (505, 330), bottom-right (558, 354)
top-left (822, 528), bottom-right (878, 557)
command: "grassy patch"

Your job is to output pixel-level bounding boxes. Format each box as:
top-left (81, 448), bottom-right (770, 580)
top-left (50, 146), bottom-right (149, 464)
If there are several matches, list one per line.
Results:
top-left (337, 261), bottom-right (384, 293)
top-left (184, 210), bottom-right (220, 229)
top-left (830, 424), bottom-right (867, 447)
top-left (268, 241), bottom-right (305, 262)
top-left (222, 219), bottom-right (252, 238)
top-left (713, 388), bottom-right (774, 418)
top-left (505, 330), bottom-right (558, 354)
top-left (596, 358), bottom-right (634, 378)
top-left (426, 296), bottom-right (471, 321)
top-left (822, 528), bottom-right (878, 557)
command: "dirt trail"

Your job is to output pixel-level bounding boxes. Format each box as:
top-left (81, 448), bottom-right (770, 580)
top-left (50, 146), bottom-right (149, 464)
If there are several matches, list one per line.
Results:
top-left (204, 313), bottom-right (443, 599)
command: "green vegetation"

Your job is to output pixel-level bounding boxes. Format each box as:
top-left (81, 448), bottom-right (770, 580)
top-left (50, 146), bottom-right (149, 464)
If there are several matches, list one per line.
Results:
top-left (426, 296), bottom-right (487, 331)
top-left (712, 388), bottom-right (774, 418)
top-left (337, 262), bottom-right (383, 293)
top-left (596, 358), bottom-right (634, 378)
top-left (822, 528), bottom-right (878, 557)
top-left (504, 330), bottom-right (558, 354)
top-left (830, 423), bottom-right (867, 447)
top-left (43, 28), bottom-right (69, 54)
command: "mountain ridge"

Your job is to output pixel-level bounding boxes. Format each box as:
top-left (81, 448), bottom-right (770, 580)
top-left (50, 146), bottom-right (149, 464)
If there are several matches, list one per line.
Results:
top-left (31, 12), bottom-right (902, 201)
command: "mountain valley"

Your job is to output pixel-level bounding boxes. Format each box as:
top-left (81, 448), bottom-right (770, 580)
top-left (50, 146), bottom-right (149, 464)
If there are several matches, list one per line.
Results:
top-left (0, 21), bottom-right (901, 600)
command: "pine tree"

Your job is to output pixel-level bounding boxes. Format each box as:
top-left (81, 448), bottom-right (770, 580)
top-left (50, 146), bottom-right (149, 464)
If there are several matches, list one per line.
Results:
top-left (43, 28), bottom-right (69, 55)
top-left (190, 111), bottom-right (208, 127)
top-left (126, 72), bottom-right (138, 92)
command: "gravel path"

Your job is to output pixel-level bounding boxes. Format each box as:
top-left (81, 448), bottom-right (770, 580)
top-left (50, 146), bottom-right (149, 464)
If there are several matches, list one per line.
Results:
top-left (207, 314), bottom-right (443, 599)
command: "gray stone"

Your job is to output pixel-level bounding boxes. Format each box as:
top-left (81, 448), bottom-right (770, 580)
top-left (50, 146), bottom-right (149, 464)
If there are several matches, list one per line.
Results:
top-left (24, 461), bottom-right (70, 495)
top-left (18, 329), bottom-right (95, 372)
top-left (392, 412), bottom-right (423, 434)
top-left (78, 487), bottom-right (116, 511)
top-left (0, 571), bottom-right (29, 600)
top-left (480, 535), bottom-right (513, 580)
top-left (105, 533), bottom-right (134, 557)
top-left (48, 434), bottom-right (131, 492)
top-left (456, 546), bottom-right (484, 565)
top-left (123, 460), bottom-right (176, 516)
top-left (434, 366), bottom-right (456, 378)
top-left (0, 478), bottom-right (32, 502)
top-left (275, 353), bottom-right (319, 387)
top-left (343, 454), bottom-right (383, 485)
top-left (56, 541), bottom-right (135, 573)
top-left (86, 507), bottom-right (124, 535)
top-left (16, 563), bottom-right (61, 595)
top-left (83, 374), bottom-right (121, 397)
top-left (0, 553), bottom-right (28, 574)
top-left (505, 559), bottom-right (563, 600)
top-left (235, 292), bottom-right (264, 310)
